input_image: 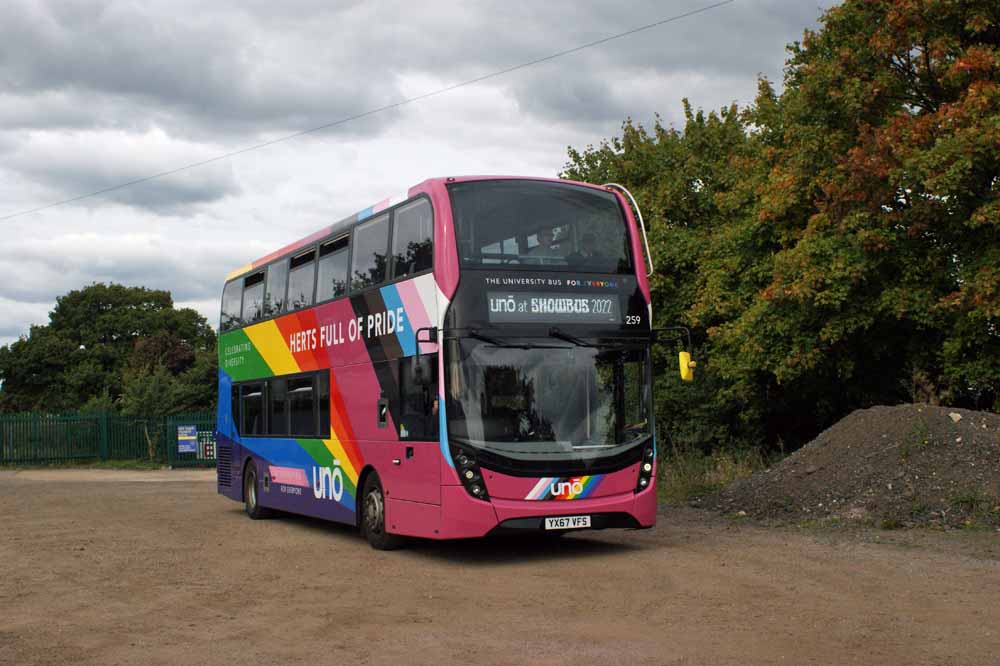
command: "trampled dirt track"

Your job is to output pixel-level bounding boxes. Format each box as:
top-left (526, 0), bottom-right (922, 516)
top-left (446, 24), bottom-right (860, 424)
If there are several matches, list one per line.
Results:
top-left (1, 469), bottom-right (998, 666)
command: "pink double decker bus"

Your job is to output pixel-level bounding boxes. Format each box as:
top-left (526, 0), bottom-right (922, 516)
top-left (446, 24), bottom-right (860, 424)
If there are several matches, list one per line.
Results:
top-left (216, 176), bottom-right (658, 548)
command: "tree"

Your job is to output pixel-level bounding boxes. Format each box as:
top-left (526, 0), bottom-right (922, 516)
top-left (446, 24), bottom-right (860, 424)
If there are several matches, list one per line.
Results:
top-left (564, 0), bottom-right (1000, 451)
top-left (0, 283), bottom-right (217, 414)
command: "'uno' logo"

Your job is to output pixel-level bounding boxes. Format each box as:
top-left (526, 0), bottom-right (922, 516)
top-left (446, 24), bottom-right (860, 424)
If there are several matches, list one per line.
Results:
top-left (312, 462), bottom-right (344, 502)
top-left (550, 480), bottom-right (584, 497)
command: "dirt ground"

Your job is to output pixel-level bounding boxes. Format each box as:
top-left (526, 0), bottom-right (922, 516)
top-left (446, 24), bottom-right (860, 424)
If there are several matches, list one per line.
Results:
top-left (707, 404), bottom-right (1000, 528)
top-left (2, 469), bottom-right (998, 666)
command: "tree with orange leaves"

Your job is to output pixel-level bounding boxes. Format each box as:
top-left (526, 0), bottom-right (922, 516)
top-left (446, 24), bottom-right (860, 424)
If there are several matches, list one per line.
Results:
top-left (565, 0), bottom-right (999, 451)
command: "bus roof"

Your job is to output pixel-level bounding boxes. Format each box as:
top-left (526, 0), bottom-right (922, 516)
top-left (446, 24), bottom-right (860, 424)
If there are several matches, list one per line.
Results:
top-left (224, 175), bottom-right (611, 282)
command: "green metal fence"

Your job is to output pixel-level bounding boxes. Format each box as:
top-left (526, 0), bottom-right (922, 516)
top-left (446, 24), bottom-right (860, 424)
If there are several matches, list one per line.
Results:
top-left (0, 411), bottom-right (217, 467)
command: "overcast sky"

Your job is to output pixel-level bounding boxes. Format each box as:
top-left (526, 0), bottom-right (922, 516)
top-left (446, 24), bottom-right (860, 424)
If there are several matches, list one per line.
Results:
top-left (0, 0), bottom-right (832, 346)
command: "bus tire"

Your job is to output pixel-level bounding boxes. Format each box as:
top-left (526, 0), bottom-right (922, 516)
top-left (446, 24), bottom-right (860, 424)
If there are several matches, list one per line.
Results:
top-left (243, 461), bottom-right (272, 520)
top-left (360, 473), bottom-right (402, 550)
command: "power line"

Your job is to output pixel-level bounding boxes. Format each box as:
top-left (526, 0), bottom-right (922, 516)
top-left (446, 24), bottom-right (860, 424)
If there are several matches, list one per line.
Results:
top-left (0, 0), bottom-right (735, 222)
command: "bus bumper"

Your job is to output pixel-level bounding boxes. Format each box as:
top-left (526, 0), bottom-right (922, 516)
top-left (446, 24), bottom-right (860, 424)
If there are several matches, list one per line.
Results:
top-left (420, 483), bottom-right (657, 540)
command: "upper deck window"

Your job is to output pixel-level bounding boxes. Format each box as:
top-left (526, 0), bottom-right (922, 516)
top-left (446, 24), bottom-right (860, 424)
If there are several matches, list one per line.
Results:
top-left (317, 236), bottom-right (349, 302)
top-left (391, 199), bottom-right (433, 279)
top-left (288, 249), bottom-right (316, 310)
top-left (220, 280), bottom-right (242, 332)
top-left (242, 271), bottom-right (266, 323)
top-left (351, 214), bottom-right (389, 291)
top-left (448, 180), bottom-right (633, 274)
top-left (264, 260), bottom-right (289, 317)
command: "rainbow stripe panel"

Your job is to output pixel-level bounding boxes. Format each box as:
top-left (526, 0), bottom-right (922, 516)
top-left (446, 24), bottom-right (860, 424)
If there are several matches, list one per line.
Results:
top-left (217, 272), bottom-right (438, 520)
top-left (524, 475), bottom-right (604, 501)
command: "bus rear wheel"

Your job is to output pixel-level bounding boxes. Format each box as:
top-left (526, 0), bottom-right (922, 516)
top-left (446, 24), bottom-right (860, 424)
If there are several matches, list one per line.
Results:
top-left (360, 473), bottom-right (402, 550)
top-left (243, 462), bottom-right (272, 520)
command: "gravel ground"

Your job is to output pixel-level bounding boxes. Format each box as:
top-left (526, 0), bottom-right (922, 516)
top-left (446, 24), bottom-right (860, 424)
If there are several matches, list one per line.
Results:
top-left (704, 404), bottom-right (1000, 528)
top-left (2, 468), bottom-right (999, 665)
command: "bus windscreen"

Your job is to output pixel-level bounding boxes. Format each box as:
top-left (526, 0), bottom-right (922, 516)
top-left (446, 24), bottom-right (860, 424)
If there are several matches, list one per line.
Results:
top-left (448, 180), bottom-right (633, 274)
top-left (445, 339), bottom-right (650, 460)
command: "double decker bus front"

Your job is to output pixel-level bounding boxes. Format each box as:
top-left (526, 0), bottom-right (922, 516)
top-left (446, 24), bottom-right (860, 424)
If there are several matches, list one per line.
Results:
top-left (438, 178), bottom-right (656, 535)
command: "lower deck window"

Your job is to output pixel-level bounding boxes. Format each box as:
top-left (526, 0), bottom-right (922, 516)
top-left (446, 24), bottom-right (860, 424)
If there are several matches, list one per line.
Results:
top-left (234, 371), bottom-right (329, 438)
top-left (242, 384), bottom-right (265, 435)
top-left (288, 377), bottom-right (315, 436)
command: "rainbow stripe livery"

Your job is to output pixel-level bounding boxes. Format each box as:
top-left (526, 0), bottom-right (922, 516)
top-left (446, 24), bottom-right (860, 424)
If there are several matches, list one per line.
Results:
top-left (217, 176), bottom-right (660, 544)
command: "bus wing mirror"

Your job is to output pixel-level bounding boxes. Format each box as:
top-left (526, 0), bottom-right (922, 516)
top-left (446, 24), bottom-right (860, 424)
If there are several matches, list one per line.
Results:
top-left (679, 351), bottom-right (696, 382)
top-left (414, 326), bottom-right (438, 355)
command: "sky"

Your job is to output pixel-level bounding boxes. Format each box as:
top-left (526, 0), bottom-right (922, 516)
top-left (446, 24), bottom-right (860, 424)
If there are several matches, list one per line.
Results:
top-left (0, 0), bottom-right (833, 346)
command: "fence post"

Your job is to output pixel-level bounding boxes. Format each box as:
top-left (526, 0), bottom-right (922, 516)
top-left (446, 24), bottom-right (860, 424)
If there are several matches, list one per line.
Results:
top-left (31, 412), bottom-right (40, 463)
top-left (99, 411), bottom-right (110, 460)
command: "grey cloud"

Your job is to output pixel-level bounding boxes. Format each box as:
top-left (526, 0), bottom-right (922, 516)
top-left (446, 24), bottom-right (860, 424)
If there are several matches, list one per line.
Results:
top-left (0, 0), bottom-right (834, 343)
top-left (0, 0), bottom-right (398, 139)
top-left (0, 1), bottom-right (830, 139)
top-left (0, 232), bottom-right (237, 304)
top-left (0, 320), bottom-right (33, 340)
top-left (0, 297), bottom-right (55, 343)
top-left (4, 129), bottom-right (240, 213)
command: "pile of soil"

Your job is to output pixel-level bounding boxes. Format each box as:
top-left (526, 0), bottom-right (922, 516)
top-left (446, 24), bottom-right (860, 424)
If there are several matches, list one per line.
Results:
top-left (703, 404), bottom-right (1000, 528)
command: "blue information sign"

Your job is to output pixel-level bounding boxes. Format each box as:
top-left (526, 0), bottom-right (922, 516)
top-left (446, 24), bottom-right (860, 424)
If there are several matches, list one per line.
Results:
top-left (177, 425), bottom-right (198, 454)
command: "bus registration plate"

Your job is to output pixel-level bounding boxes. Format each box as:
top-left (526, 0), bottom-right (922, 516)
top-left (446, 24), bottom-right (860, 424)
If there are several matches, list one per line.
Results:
top-left (544, 515), bottom-right (591, 530)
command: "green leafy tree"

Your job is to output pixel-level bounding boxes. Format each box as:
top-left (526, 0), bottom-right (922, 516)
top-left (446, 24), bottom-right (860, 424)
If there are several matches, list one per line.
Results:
top-left (564, 0), bottom-right (1000, 451)
top-left (0, 283), bottom-right (217, 414)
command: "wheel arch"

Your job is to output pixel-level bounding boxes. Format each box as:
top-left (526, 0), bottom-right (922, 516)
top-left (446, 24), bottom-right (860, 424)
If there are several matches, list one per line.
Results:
top-left (240, 455), bottom-right (257, 502)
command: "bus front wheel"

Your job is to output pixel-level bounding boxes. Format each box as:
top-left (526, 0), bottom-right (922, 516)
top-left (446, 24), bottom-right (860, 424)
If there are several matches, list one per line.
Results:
top-left (243, 462), bottom-right (272, 520)
top-left (360, 473), bottom-right (402, 550)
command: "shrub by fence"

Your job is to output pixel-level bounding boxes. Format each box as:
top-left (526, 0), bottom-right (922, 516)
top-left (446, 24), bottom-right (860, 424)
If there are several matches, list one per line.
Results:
top-left (0, 411), bottom-right (216, 468)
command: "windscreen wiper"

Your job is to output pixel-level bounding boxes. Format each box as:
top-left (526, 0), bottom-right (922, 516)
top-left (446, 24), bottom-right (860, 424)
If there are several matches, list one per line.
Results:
top-left (467, 328), bottom-right (507, 346)
top-left (445, 327), bottom-right (569, 350)
top-left (548, 327), bottom-right (595, 347)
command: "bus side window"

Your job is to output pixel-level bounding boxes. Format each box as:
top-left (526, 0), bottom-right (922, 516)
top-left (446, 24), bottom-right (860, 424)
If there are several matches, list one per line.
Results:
top-left (220, 280), bottom-right (242, 331)
top-left (268, 377), bottom-right (288, 436)
top-left (397, 354), bottom-right (438, 441)
top-left (391, 199), bottom-right (433, 279)
top-left (242, 383), bottom-right (265, 435)
top-left (265, 260), bottom-right (289, 317)
top-left (288, 249), bottom-right (316, 310)
top-left (351, 214), bottom-right (389, 291)
top-left (242, 271), bottom-right (266, 323)
top-left (317, 236), bottom-right (349, 302)
top-left (288, 376), bottom-right (316, 437)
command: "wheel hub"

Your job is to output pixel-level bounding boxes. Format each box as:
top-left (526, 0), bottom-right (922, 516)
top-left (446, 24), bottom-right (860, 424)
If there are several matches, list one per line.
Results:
top-left (364, 489), bottom-right (384, 535)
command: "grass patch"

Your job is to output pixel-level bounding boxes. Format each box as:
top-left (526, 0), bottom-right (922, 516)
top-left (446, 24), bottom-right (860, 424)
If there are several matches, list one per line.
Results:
top-left (948, 489), bottom-right (1000, 527)
top-left (659, 447), bottom-right (766, 505)
top-left (900, 418), bottom-right (931, 461)
top-left (797, 517), bottom-right (845, 530)
top-left (879, 518), bottom-right (904, 530)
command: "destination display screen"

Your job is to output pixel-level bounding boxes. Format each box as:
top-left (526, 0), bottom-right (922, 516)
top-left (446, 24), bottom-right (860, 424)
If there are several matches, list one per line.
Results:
top-left (487, 291), bottom-right (621, 324)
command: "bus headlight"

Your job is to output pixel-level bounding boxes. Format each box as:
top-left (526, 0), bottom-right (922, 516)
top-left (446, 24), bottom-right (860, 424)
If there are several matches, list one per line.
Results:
top-left (449, 444), bottom-right (490, 501)
top-left (636, 443), bottom-right (655, 493)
